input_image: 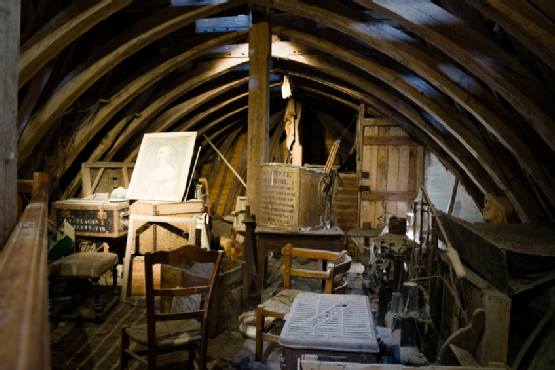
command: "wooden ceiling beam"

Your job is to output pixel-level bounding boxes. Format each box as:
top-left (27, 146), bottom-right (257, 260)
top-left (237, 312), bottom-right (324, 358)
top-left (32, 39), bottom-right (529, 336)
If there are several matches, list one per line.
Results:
top-left (292, 74), bottom-right (485, 207)
top-left (271, 46), bottom-right (543, 218)
top-left (260, 1), bottom-right (553, 189)
top-left (104, 57), bottom-right (248, 161)
top-left (19, 0), bottom-right (132, 88)
top-left (59, 81), bottom-right (162, 200)
top-left (356, 0), bottom-right (555, 154)
top-left (53, 32), bottom-right (247, 180)
top-left (274, 63), bottom-right (494, 197)
top-left (465, 0), bottom-right (555, 72)
top-left (18, 0), bottom-right (245, 169)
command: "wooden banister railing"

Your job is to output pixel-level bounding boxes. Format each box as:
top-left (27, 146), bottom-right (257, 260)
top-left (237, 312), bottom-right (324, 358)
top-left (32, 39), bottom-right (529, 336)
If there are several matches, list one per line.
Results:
top-left (0, 173), bottom-right (50, 370)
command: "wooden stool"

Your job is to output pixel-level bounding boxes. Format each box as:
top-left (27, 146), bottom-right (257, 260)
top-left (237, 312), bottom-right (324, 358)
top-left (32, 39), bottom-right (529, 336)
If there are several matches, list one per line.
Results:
top-left (48, 252), bottom-right (119, 323)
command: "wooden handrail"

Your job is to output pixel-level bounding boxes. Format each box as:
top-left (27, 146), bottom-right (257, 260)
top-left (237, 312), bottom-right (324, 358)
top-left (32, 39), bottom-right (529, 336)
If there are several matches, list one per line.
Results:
top-left (0, 173), bottom-right (50, 370)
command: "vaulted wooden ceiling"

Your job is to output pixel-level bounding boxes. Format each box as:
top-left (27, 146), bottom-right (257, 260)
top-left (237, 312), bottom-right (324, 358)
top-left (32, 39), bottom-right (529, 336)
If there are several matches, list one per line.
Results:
top-left (17, 0), bottom-right (555, 223)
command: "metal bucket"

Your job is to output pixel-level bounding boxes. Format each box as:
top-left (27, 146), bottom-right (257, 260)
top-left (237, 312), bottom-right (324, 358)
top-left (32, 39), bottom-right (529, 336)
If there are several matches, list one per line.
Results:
top-left (258, 163), bottom-right (330, 231)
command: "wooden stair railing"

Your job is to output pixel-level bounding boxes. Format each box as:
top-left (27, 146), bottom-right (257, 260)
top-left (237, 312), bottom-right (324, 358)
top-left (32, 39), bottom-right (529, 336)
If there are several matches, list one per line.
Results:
top-left (0, 172), bottom-right (50, 370)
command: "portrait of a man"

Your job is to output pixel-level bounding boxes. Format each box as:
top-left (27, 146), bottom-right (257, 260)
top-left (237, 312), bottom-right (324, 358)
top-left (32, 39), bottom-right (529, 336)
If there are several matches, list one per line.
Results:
top-left (126, 132), bottom-right (197, 201)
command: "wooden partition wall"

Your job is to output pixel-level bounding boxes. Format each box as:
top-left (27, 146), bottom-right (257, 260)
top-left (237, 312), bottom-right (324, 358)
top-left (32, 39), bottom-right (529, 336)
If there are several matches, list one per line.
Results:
top-left (358, 115), bottom-right (425, 229)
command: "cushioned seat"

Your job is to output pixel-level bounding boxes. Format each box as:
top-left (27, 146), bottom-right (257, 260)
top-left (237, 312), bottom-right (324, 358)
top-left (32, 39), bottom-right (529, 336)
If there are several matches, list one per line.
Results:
top-left (49, 252), bottom-right (118, 278)
top-left (125, 320), bottom-right (201, 348)
top-left (48, 252), bottom-right (120, 323)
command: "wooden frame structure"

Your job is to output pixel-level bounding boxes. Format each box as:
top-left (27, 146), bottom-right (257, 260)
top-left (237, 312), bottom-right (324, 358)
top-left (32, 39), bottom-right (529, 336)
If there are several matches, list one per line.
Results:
top-left (121, 214), bottom-right (197, 301)
top-left (81, 161), bottom-right (135, 197)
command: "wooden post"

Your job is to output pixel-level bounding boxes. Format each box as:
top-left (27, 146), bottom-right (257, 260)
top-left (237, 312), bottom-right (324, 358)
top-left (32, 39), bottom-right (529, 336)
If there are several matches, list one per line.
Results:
top-left (291, 100), bottom-right (303, 165)
top-left (246, 11), bottom-right (271, 217)
top-left (0, 0), bottom-right (20, 249)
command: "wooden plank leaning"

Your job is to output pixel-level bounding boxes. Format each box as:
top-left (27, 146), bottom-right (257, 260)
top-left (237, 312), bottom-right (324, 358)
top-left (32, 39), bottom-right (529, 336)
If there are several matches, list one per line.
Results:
top-left (421, 187), bottom-right (466, 280)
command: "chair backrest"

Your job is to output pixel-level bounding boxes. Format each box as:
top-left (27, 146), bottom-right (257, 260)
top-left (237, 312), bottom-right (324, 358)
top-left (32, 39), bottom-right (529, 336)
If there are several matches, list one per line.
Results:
top-left (144, 245), bottom-right (224, 340)
top-left (281, 244), bottom-right (351, 294)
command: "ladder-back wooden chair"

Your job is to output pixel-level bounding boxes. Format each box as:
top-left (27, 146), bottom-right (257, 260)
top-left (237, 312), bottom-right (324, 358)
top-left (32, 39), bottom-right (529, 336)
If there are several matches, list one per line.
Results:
top-left (120, 245), bottom-right (223, 370)
top-left (255, 244), bottom-right (351, 362)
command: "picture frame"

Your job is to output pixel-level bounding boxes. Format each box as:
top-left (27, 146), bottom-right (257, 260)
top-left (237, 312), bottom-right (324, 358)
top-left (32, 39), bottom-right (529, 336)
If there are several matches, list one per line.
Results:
top-left (126, 132), bottom-right (197, 201)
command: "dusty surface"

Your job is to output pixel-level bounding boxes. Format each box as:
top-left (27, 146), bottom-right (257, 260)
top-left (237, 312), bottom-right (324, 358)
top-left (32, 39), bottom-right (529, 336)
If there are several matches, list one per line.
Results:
top-left (49, 218), bottom-right (368, 369)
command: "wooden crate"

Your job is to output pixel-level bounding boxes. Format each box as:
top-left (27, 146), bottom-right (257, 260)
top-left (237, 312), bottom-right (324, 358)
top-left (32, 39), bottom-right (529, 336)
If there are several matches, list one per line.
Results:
top-left (81, 162), bottom-right (134, 197)
top-left (129, 200), bottom-right (204, 253)
top-left (52, 199), bottom-right (129, 238)
top-left (129, 258), bottom-right (247, 338)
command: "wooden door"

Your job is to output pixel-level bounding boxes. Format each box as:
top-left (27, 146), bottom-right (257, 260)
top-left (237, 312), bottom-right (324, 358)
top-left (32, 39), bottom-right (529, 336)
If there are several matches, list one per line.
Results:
top-left (358, 119), bottom-right (424, 230)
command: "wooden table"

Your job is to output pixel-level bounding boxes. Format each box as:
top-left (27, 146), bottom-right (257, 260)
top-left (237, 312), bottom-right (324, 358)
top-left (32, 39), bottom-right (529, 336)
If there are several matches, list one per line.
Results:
top-left (255, 222), bottom-right (344, 304)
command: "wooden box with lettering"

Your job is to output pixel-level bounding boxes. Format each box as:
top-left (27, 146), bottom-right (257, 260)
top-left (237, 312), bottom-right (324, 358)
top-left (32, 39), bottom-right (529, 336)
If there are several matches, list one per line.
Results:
top-left (53, 199), bottom-right (129, 238)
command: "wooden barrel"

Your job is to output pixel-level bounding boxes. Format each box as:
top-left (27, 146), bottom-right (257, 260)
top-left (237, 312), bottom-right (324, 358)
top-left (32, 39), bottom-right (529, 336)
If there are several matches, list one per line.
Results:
top-left (258, 163), bottom-right (330, 231)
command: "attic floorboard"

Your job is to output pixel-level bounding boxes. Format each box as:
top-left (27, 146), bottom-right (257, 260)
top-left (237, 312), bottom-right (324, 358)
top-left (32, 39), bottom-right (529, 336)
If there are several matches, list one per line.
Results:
top-left (49, 256), bottom-right (367, 370)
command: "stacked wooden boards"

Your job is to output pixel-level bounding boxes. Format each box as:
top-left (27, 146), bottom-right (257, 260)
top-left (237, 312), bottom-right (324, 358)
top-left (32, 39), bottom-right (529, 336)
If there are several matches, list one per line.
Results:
top-left (202, 132), bottom-right (247, 216)
top-left (331, 173), bottom-right (358, 254)
top-left (358, 117), bottom-right (424, 229)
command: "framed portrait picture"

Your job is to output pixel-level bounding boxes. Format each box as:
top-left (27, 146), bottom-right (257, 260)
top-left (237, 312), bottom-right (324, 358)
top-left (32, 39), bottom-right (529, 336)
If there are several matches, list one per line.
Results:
top-left (126, 132), bottom-right (197, 201)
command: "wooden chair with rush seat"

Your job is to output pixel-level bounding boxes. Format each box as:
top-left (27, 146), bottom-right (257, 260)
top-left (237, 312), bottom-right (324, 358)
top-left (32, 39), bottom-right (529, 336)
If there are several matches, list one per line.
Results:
top-left (255, 244), bottom-right (352, 362)
top-left (120, 244), bottom-right (223, 370)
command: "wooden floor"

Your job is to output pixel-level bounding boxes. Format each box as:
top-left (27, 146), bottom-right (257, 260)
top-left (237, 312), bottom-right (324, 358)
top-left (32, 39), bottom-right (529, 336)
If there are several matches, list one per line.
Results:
top-left (49, 258), bottom-right (365, 369)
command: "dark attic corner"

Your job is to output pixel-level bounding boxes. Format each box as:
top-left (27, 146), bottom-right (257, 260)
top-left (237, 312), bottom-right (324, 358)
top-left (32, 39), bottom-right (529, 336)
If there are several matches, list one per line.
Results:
top-left (2, 0), bottom-right (555, 369)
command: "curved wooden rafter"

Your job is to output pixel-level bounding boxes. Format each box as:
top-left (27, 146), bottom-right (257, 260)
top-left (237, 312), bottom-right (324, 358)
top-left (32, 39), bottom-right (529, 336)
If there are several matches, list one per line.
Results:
top-left (250, 0), bottom-right (555, 184)
top-left (143, 78), bottom-right (249, 135)
top-left (274, 63), bottom-right (489, 194)
top-left (271, 25), bottom-right (552, 195)
top-left (465, 0), bottom-right (555, 72)
top-left (355, 0), bottom-right (555, 153)
top-left (124, 93), bottom-right (283, 162)
top-left (281, 59), bottom-right (544, 220)
top-left (285, 70), bottom-right (488, 206)
top-left (271, 43), bottom-right (543, 220)
top-left (54, 31), bottom-right (248, 179)
top-left (60, 75), bottom-right (252, 200)
top-left (15, 0), bottom-right (554, 220)
top-left (19, 0), bottom-right (132, 88)
top-left (18, 0), bottom-right (245, 168)
top-left (103, 57), bottom-right (249, 161)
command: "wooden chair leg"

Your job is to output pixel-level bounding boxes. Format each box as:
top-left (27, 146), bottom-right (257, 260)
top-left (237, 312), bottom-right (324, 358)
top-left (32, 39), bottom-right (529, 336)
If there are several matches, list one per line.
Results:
top-left (187, 343), bottom-right (195, 370)
top-left (112, 265), bottom-right (118, 291)
top-left (120, 326), bottom-right (130, 370)
top-left (256, 305), bottom-right (264, 363)
top-left (48, 276), bottom-right (56, 318)
top-left (92, 277), bottom-right (102, 323)
top-left (147, 339), bottom-right (156, 370)
top-left (199, 333), bottom-right (208, 370)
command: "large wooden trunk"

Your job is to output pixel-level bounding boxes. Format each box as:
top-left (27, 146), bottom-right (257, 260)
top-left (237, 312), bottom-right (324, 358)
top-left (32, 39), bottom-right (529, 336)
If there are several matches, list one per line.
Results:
top-left (129, 200), bottom-right (204, 253)
top-left (258, 163), bottom-right (330, 231)
top-left (52, 199), bottom-right (129, 238)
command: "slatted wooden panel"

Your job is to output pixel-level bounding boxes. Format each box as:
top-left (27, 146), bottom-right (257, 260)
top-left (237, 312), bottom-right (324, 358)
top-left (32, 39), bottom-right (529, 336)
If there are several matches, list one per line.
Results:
top-left (332, 173), bottom-right (358, 254)
top-left (359, 124), bottom-right (424, 229)
top-left (89, 167), bottom-right (134, 195)
top-left (210, 133), bottom-right (247, 215)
